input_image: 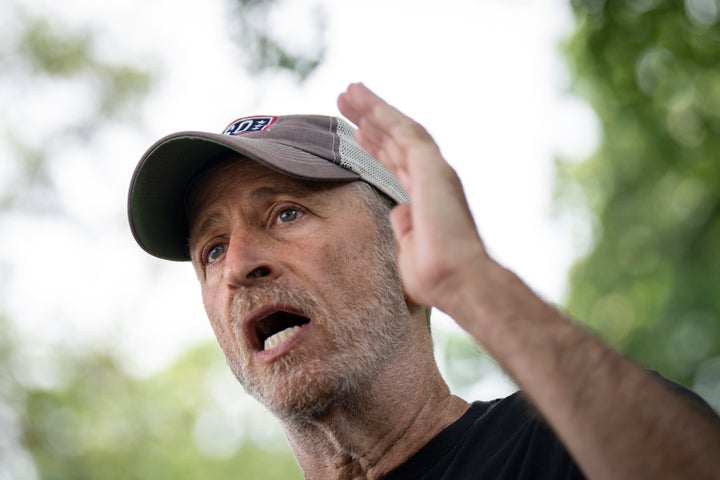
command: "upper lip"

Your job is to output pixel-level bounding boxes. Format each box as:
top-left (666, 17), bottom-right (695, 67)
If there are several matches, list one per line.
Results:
top-left (241, 304), bottom-right (311, 351)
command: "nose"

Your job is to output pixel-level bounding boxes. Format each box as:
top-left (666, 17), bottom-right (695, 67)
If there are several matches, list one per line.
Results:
top-left (223, 232), bottom-right (282, 288)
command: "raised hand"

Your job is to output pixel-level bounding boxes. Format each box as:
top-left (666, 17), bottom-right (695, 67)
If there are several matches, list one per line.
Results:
top-left (338, 83), bottom-right (488, 315)
top-left (340, 83), bottom-right (720, 480)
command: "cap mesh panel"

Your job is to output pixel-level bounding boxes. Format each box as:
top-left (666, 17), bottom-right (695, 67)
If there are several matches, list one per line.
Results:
top-left (336, 119), bottom-right (409, 203)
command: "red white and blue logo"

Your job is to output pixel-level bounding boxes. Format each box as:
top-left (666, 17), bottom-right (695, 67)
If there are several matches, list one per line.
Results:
top-left (222, 116), bottom-right (277, 136)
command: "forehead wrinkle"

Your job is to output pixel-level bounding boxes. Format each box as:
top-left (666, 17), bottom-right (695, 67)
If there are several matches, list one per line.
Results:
top-left (189, 175), bottom-right (338, 244)
top-left (248, 181), bottom-right (323, 204)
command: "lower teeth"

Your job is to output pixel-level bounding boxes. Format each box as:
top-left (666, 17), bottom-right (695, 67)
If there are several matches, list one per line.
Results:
top-left (264, 325), bottom-right (301, 351)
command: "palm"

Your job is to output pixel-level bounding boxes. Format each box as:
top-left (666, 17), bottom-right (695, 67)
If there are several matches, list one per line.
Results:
top-left (338, 83), bottom-right (486, 313)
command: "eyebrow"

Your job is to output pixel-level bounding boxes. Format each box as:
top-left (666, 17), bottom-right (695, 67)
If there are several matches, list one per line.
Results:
top-left (188, 212), bottom-right (226, 253)
top-left (188, 181), bottom-right (331, 246)
top-left (248, 184), bottom-right (314, 203)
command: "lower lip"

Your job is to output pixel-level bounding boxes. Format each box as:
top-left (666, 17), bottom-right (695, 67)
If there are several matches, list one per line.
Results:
top-left (255, 323), bottom-right (311, 363)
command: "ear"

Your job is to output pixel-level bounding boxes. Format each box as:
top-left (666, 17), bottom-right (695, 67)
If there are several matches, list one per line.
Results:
top-left (404, 292), bottom-right (421, 309)
top-left (389, 203), bottom-right (412, 244)
top-left (404, 293), bottom-right (432, 329)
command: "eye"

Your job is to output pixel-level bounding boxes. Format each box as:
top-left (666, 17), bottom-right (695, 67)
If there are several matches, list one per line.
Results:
top-left (277, 208), bottom-right (302, 223)
top-left (205, 244), bottom-right (226, 264)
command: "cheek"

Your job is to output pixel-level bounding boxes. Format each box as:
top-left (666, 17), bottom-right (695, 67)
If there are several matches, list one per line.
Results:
top-left (201, 285), bottom-right (232, 343)
top-left (200, 282), bottom-right (215, 317)
top-left (199, 271), bottom-right (227, 320)
top-left (319, 242), bottom-right (353, 277)
top-left (315, 233), bottom-right (378, 297)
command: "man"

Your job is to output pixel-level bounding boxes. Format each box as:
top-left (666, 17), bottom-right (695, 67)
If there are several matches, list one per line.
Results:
top-left (128, 83), bottom-right (720, 479)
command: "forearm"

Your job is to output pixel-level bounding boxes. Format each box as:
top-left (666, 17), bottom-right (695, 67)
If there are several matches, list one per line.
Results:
top-left (449, 257), bottom-right (720, 479)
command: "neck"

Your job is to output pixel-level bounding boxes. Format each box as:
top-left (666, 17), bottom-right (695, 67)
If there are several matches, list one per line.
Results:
top-left (280, 325), bottom-right (470, 480)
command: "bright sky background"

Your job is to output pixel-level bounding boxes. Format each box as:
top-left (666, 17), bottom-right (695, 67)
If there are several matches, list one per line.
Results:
top-left (4, 0), bottom-right (598, 398)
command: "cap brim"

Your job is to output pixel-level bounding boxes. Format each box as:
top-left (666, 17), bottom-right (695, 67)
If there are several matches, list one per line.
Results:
top-left (128, 132), bottom-right (359, 261)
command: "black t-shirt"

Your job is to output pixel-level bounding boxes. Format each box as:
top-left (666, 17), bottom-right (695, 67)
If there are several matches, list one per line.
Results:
top-left (382, 392), bottom-right (585, 480)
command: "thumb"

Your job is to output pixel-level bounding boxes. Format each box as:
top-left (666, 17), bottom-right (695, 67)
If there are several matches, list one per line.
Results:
top-left (389, 203), bottom-right (412, 244)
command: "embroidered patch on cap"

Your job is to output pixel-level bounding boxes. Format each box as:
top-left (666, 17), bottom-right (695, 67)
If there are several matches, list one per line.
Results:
top-left (222, 116), bottom-right (277, 136)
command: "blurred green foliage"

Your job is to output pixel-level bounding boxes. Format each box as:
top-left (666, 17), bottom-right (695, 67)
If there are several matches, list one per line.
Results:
top-left (0, 14), bottom-right (152, 213)
top-left (227, 0), bottom-right (326, 80)
top-left (18, 342), bottom-right (302, 480)
top-left (8, 0), bottom-right (720, 478)
top-left (558, 0), bottom-right (720, 409)
top-left (20, 18), bottom-right (94, 76)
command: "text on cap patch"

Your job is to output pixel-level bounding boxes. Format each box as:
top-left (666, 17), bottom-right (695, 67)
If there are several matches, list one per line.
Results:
top-left (222, 116), bottom-right (277, 136)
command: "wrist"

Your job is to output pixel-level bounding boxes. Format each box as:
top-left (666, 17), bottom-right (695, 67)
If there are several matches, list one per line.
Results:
top-left (441, 257), bottom-right (557, 352)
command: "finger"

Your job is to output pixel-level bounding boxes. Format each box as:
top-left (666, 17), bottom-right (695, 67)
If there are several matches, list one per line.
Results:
top-left (339, 84), bottom-right (410, 148)
top-left (340, 84), bottom-right (404, 173)
top-left (353, 129), bottom-right (381, 158)
top-left (389, 203), bottom-right (412, 243)
top-left (356, 129), bottom-right (405, 180)
top-left (343, 84), bottom-right (433, 148)
top-left (341, 84), bottom-right (441, 175)
top-left (336, 89), bottom-right (363, 126)
top-left (343, 87), bottom-right (418, 176)
top-left (337, 82), bottom-right (375, 123)
top-left (341, 83), bottom-right (402, 128)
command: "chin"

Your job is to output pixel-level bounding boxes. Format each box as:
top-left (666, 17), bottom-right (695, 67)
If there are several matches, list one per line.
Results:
top-left (238, 350), bottom-right (374, 420)
top-left (260, 365), bottom-right (355, 419)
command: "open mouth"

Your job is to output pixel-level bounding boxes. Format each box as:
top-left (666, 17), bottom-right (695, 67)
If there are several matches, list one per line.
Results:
top-left (255, 311), bottom-right (310, 351)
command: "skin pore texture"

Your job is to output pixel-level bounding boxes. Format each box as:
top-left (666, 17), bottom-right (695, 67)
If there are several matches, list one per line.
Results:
top-left (187, 159), bottom-right (469, 479)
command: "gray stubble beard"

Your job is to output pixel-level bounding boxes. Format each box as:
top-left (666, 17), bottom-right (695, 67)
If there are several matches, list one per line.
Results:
top-left (222, 240), bottom-right (410, 421)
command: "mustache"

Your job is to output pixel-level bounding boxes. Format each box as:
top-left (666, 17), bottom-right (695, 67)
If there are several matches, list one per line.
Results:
top-left (230, 281), bottom-right (325, 321)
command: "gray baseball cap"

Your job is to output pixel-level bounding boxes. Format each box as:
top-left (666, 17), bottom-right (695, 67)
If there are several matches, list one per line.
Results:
top-left (128, 114), bottom-right (408, 261)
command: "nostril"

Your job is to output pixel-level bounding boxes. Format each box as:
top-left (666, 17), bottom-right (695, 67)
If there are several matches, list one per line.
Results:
top-left (247, 266), bottom-right (270, 279)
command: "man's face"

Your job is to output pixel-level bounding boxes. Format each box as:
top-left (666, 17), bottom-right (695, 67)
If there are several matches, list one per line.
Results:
top-left (187, 159), bottom-right (411, 418)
